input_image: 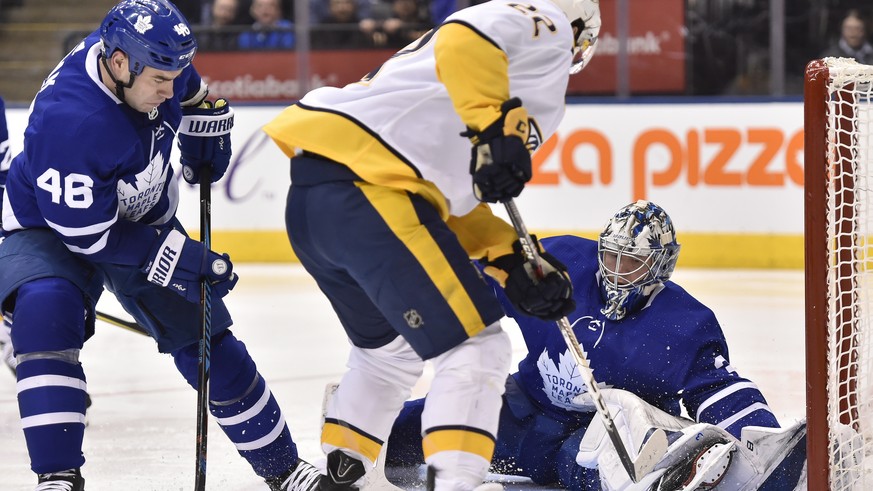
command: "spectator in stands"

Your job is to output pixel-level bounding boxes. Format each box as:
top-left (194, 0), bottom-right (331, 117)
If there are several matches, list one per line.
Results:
top-left (173, 0), bottom-right (205, 24)
top-left (310, 0), bottom-right (372, 24)
top-left (311, 0), bottom-right (374, 49)
top-left (238, 0), bottom-right (295, 50)
top-left (372, 0), bottom-right (432, 48)
top-left (199, 0), bottom-right (244, 51)
top-left (820, 9), bottom-right (873, 65)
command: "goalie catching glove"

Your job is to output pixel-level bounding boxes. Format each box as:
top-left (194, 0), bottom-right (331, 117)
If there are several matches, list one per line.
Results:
top-left (142, 228), bottom-right (238, 303)
top-left (484, 236), bottom-right (575, 320)
top-left (464, 97), bottom-right (532, 203)
top-left (178, 98), bottom-right (234, 184)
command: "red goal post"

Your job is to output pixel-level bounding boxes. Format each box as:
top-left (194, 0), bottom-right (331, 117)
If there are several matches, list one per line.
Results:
top-left (805, 57), bottom-right (873, 491)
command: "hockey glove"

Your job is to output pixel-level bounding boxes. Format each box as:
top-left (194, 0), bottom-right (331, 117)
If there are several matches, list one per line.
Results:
top-left (464, 97), bottom-right (532, 203)
top-left (483, 236), bottom-right (575, 320)
top-left (178, 98), bottom-right (234, 184)
top-left (142, 228), bottom-right (238, 303)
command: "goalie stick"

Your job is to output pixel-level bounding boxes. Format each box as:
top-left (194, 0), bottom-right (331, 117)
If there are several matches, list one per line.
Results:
top-left (502, 199), bottom-right (668, 483)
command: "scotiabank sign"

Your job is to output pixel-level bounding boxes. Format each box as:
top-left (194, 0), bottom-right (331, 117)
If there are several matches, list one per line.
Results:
top-left (197, 50), bottom-right (394, 102)
top-left (572, 0), bottom-right (685, 94)
top-left (195, 0), bottom-right (685, 102)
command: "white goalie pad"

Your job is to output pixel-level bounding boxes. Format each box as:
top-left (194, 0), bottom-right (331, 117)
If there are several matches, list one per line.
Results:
top-left (575, 387), bottom-right (808, 491)
top-left (575, 388), bottom-right (696, 490)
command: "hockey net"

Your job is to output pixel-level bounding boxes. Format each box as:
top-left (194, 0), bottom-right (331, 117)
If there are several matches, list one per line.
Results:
top-left (805, 57), bottom-right (873, 491)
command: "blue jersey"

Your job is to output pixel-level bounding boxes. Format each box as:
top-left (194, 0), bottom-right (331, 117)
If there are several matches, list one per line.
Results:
top-left (502, 235), bottom-right (778, 438)
top-left (1, 31), bottom-right (205, 266)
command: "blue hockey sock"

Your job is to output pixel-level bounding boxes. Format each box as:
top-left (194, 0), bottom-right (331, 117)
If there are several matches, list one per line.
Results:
top-left (173, 330), bottom-right (298, 478)
top-left (17, 358), bottom-right (87, 474)
top-left (212, 375), bottom-right (299, 478)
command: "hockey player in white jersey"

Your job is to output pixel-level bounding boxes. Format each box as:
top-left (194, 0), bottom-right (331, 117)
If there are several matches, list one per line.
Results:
top-left (0, 1), bottom-right (320, 490)
top-left (264, 0), bottom-right (600, 490)
top-left (385, 201), bottom-right (807, 490)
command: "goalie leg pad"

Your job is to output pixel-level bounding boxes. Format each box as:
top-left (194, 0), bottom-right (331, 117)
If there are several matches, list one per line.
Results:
top-left (653, 431), bottom-right (735, 491)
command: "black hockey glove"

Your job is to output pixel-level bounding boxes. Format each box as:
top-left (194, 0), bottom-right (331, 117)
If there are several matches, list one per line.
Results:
top-left (142, 228), bottom-right (238, 303)
top-left (178, 98), bottom-right (234, 184)
top-left (464, 97), bottom-right (532, 203)
top-left (484, 237), bottom-right (575, 320)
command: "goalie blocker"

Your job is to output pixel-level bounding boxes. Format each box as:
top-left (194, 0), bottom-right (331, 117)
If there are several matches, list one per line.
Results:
top-left (576, 389), bottom-right (807, 491)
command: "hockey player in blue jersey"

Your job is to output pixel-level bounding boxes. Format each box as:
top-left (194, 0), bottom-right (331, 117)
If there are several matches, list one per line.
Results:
top-left (384, 200), bottom-right (808, 490)
top-left (0, 1), bottom-right (320, 490)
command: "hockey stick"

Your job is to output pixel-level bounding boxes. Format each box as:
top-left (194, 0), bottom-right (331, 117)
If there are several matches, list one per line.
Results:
top-left (95, 311), bottom-right (148, 336)
top-left (502, 199), bottom-right (668, 483)
top-left (194, 167), bottom-right (213, 491)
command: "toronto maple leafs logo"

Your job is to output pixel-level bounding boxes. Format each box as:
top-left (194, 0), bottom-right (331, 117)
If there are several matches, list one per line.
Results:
top-left (133, 15), bottom-right (153, 34)
top-left (117, 150), bottom-right (169, 221)
top-left (537, 347), bottom-right (610, 411)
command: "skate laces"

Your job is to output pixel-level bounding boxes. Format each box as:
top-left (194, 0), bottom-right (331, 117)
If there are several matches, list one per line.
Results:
top-left (35, 469), bottom-right (81, 491)
top-left (279, 459), bottom-right (323, 491)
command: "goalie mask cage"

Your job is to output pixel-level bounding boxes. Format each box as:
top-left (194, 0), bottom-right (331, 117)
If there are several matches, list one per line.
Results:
top-left (805, 57), bottom-right (873, 491)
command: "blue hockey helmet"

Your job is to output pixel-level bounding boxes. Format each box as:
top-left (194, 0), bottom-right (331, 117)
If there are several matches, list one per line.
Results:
top-left (597, 200), bottom-right (681, 320)
top-left (100, 0), bottom-right (197, 76)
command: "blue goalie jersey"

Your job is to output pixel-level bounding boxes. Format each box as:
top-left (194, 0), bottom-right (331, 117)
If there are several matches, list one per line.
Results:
top-left (501, 235), bottom-right (779, 438)
top-left (1, 31), bottom-right (204, 266)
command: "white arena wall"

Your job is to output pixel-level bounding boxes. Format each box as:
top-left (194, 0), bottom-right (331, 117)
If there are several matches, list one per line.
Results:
top-left (5, 101), bottom-right (804, 268)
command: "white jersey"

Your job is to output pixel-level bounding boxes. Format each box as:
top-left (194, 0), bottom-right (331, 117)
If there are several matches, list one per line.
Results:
top-left (266, 0), bottom-right (572, 217)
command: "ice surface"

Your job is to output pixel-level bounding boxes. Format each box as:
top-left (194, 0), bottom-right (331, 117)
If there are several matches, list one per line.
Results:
top-left (0, 265), bottom-right (805, 490)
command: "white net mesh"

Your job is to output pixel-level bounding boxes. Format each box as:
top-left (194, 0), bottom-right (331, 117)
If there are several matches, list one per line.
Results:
top-left (824, 56), bottom-right (873, 490)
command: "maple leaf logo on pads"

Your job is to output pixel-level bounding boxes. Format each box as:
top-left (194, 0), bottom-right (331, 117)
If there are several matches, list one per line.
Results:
top-left (134, 15), bottom-right (153, 34)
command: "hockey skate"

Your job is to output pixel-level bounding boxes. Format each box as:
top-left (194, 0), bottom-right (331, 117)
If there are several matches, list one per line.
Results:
top-left (319, 449), bottom-right (368, 490)
top-left (267, 458), bottom-right (324, 491)
top-left (35, 468), bottom-right (84, 491)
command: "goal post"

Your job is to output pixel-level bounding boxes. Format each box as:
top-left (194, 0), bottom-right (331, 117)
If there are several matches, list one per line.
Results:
top-left (805, 57), bottom-right (873, 491)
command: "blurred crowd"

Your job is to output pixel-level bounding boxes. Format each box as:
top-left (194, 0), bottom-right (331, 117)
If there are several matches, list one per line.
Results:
top-left (173, 0), bottom-right (467, 51)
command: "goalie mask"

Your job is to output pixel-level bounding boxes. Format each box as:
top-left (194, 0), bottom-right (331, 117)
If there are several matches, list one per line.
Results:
top-left (598, 200), bottom-right (680, 320)
top-left (550, 0), bottom-right (601, 74)
top-left (99, 0), bottom-right (197, 97)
